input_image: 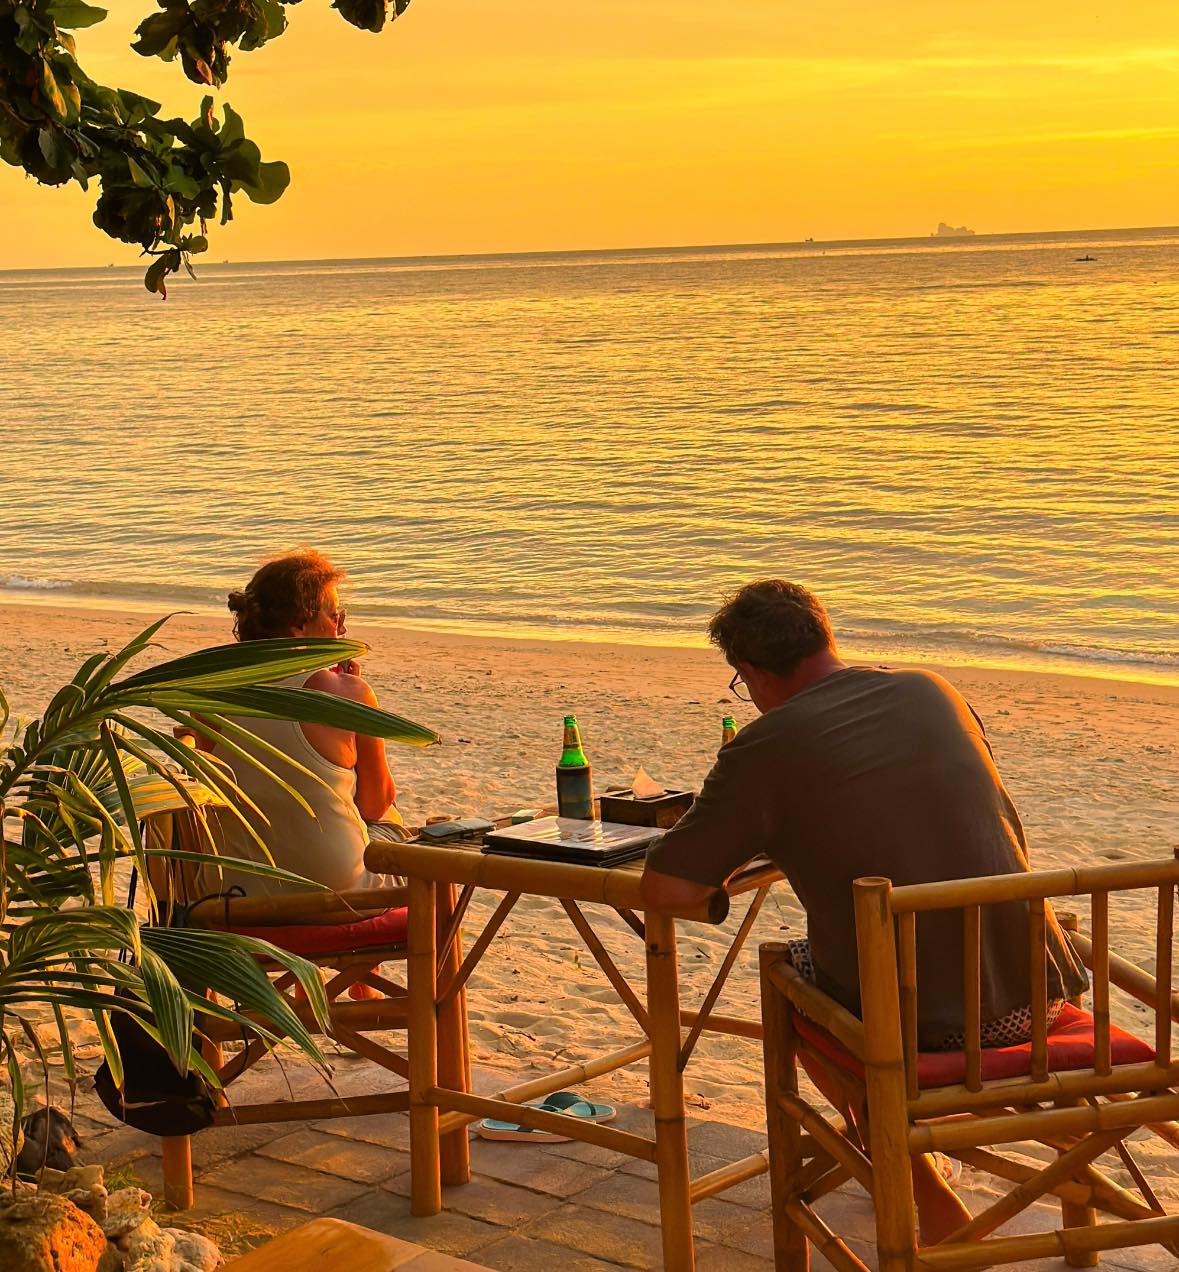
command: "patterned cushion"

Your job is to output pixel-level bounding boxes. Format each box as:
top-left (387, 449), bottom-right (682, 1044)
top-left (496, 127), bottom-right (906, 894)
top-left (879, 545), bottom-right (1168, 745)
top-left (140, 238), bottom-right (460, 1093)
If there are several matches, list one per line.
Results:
top-left (792, 1002), bottom-right (1154, 1089)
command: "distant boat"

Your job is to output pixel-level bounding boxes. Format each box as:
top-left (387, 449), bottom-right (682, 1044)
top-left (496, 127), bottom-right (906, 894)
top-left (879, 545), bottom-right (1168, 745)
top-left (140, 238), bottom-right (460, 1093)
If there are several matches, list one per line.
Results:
top-left (1075, 254), bottom-right (1097, 262)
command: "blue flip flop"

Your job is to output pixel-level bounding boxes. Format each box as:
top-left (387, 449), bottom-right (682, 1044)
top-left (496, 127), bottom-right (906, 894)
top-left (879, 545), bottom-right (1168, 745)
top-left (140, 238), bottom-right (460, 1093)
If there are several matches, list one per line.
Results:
top-left (475, 1090), bottom-right (617, 1141)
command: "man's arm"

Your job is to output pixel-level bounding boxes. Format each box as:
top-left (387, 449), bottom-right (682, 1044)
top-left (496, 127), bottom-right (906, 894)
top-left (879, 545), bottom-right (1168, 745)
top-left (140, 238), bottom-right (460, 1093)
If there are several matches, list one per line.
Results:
top-left (639, 727), bottom-right (776, 915)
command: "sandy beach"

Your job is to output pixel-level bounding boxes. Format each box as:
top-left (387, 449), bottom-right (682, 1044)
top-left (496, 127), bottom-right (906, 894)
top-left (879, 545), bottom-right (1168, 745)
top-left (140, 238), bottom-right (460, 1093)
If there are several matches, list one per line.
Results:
top-left (6, 598), bottom-right (1179, 1209)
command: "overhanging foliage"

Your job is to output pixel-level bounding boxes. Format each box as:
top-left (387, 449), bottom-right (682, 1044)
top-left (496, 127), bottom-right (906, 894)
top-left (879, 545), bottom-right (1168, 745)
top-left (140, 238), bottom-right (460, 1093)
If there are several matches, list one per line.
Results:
top-left (0, 0), bottom-right (412, 295)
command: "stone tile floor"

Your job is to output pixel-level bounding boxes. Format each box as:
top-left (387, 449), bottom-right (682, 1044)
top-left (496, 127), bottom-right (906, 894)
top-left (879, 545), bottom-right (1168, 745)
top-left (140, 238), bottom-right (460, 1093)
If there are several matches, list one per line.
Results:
top-left (57, 1056), bottom-right (1170, 1271)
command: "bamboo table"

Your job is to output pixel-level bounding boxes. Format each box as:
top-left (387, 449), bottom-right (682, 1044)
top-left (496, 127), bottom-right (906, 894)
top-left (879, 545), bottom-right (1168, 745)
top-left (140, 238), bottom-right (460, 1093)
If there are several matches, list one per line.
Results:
top-left (364, 832), bottom-right (781, 1270)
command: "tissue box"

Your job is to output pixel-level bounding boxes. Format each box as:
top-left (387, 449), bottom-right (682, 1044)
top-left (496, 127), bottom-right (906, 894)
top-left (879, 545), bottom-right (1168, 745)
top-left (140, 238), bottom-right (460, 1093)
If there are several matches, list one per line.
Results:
top-left (599, 788), bottom-right (694, 829)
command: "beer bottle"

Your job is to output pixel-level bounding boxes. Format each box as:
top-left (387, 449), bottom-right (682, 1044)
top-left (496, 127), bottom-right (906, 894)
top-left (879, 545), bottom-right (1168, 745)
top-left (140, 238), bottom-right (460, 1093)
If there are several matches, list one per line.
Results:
top-left (556, 715), bottom-right (594, 820)
top-left (721, 715), bottom-right (739, 748)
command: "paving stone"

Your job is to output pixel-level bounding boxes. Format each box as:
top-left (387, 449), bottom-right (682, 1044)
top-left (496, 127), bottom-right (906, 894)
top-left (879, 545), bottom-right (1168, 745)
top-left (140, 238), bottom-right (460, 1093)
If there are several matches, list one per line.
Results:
top-left (468, 1140), bottom-right (615, 1199)
top-left (473, 1233), bottom-right (632, 1271)
top-left (191, 1121), bottom-right (296, 1169)
top-left (211, 1153), bottom-right (370, 1212)
top-left (257, 1126), bottom-right (408, 1183)
top-left (330, 1189), bottom-right (504, 1257)
top-left (685, 1120), bottom-right (768, 1160)
top-left (314, 1110), bottom-right (412, 1150)
top-left (155, 1181), bottom-right (308, 1235)
top-left (617, 1144), bottom-right (771, 1208)
top-left (403, 1254), bottom-right (496, 1271)
top-left (693, 1243), bottom-right (775, 1271)
top-left (78, 1123), bottom-right (157, 1166)
top-left (524, 1203), bottom-right (665, 1268)
top-left (383, 1172), bottom-right (564, 1229)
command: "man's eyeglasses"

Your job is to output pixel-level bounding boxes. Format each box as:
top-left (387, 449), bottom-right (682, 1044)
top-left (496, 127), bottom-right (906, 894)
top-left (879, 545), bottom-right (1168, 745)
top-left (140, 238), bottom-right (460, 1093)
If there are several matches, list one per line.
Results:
top-left (729, 670), bottom-right (751, 702)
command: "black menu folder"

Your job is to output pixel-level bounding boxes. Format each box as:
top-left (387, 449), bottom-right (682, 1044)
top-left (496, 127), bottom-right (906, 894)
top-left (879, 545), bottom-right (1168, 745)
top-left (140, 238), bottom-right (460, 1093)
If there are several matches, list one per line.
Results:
top-left (481, 816), bottom-right (663, 866)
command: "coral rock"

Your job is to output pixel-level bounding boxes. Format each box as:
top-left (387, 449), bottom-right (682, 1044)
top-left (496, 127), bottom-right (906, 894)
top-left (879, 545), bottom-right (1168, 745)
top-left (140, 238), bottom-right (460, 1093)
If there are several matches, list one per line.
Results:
top-left (102, 1188), bottom-right (152, 1239)
top-left (166, 1228), bottom-right (221, 1270)
top-left (0, 1191), bottom-right (107, 1272)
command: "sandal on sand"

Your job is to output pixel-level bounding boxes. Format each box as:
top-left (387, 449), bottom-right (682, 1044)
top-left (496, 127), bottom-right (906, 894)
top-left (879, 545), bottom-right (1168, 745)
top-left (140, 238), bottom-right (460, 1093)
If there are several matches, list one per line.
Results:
top-left (930, 1151), bottom-right (963, 1185)
top-left (475, 1091), bottom-right (617, 1142)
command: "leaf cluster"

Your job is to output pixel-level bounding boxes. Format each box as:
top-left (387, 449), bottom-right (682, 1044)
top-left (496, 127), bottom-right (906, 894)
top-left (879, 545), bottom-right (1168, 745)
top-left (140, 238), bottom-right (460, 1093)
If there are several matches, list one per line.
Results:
top-left (0, 616), bottom-right (438, 1128)
top-left (0, 0), bottom-right (411, 293)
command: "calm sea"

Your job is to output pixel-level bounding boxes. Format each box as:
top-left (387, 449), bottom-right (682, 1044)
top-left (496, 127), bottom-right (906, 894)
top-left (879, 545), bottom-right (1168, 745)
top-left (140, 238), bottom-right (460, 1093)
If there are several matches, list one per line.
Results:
top-left (2, 228), bottom-right (1177, 683)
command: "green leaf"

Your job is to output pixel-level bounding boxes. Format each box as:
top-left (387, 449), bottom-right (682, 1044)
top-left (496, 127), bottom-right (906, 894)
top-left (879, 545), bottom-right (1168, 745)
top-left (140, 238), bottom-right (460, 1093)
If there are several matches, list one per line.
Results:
top-left (238, 159), bottom-right (290, 205)
top-left (138, 946), bottom-right (194, 1074)
top-left (127, 155), bottom-right (155, 187)
top-left (49, 0), bottom-right (106, 29)
top-left (116, 637), bottom-right (368, 693)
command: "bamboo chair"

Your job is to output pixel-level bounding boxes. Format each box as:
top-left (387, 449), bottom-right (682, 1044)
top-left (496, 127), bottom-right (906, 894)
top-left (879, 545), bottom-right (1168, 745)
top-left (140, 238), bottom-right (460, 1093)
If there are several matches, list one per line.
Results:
top-left (760, 854), bottom-right (1179, 1272)
top-left (140, 808), bottom-right (470, 1209)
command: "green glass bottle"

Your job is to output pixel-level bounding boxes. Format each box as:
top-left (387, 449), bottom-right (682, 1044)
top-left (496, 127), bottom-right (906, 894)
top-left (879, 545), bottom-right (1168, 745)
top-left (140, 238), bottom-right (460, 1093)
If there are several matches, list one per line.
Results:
top-left (721, 715), bottom-right (739, 748)
top-left (556, 715), bottom-right (594, 819)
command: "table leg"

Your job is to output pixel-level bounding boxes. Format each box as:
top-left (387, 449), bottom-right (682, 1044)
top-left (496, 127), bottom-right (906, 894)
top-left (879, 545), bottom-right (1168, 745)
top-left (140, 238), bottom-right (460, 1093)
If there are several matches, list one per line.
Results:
top-left (408, 875), bottom-right (441, 1216)
top-left (646, 911), bottom-right (695, 1270)
top-left (437, 881), bottom-right (471, 1187)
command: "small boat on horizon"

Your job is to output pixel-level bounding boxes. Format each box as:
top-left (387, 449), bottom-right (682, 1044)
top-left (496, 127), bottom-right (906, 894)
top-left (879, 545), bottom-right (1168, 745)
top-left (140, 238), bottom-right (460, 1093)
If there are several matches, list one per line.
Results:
top-left (1075, 254), bottom-right (1097, 262)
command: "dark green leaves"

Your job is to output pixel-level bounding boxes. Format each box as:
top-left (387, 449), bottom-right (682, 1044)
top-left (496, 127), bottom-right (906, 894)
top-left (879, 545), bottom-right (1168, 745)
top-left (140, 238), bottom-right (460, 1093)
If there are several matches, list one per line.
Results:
top-left (0, 0), bottom-right (414, 291)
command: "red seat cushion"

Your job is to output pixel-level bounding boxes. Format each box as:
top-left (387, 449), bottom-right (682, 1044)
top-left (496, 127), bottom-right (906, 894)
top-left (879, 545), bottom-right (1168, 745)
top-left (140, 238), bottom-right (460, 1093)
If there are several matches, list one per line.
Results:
top-left (792, 1002), bottom-right (1155, 1089)
top-left (227, 906), bottom-right (408, 956)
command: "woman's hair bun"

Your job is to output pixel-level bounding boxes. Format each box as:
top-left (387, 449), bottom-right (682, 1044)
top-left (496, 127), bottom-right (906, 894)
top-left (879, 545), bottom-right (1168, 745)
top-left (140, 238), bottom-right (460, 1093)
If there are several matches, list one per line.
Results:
top-left (227, 589), bottom-right (248, 614)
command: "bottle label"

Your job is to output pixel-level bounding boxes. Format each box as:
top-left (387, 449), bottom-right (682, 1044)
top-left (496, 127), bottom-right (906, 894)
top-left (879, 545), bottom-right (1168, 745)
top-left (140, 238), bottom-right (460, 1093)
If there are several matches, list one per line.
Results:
top-left (556, 764), bottom-right (594, 820)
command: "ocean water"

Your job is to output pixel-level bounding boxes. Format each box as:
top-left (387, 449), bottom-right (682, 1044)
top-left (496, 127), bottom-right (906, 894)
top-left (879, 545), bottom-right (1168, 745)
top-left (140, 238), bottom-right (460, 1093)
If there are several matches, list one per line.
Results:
top-left (2, 227), bottom-right (1177, 683)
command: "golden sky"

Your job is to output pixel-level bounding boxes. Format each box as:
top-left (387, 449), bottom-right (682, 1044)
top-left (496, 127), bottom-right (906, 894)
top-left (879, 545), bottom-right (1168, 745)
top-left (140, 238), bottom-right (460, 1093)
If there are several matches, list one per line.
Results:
top-left (3, 0), bottom-right (1179, 268)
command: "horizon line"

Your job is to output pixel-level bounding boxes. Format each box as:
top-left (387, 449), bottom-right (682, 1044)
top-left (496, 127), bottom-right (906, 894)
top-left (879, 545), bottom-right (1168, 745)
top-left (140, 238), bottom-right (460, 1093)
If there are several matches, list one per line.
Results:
top-left (3, 222), bottom-right (1177, 277)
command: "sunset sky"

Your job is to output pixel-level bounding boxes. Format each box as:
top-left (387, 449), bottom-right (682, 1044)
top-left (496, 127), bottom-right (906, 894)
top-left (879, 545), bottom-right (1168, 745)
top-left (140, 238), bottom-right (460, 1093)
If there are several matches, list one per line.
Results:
top-left (3, 0), bottom-right (1179, 268)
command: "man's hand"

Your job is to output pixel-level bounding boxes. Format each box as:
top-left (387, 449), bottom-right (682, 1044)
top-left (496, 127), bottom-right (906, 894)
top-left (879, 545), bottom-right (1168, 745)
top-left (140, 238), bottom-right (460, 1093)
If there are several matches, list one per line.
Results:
top-left (334, 658), bottom-right (361, 676)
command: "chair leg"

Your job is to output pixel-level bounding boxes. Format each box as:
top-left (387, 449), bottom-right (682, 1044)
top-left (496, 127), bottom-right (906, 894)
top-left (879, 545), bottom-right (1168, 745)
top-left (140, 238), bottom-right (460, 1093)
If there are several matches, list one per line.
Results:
top-left (160, 1135), bottom-right (193, 1210)
top-left (761, 946), bottom-right (810, 1272)
top-left (437, 882), bottom-right (471, 1188)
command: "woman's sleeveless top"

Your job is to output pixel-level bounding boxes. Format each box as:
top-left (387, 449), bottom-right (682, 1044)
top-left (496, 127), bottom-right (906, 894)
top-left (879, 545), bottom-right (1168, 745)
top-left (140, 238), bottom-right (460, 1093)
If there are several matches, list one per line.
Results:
top-left (209, 674), bottom-right (371, 896)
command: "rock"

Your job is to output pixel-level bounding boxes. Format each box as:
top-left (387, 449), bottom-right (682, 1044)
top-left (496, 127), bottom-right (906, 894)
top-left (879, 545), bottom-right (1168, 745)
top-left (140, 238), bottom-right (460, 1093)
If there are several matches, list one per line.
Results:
top-left (98, 1248), bottom-right (125, 1272)
top-left (0, 1191), bottom-right (106, 1272)
top-left (122, 1219), bottom-right (175, 1272)
top-left (39, 1164), bottom-right (107, 1220)
top-left (17, 1108), bottom-right (81, 1174)
top-left (102, 1188), bottom-right (152, 1239)
top-left (165, 1228), bottom-right (221, 1270)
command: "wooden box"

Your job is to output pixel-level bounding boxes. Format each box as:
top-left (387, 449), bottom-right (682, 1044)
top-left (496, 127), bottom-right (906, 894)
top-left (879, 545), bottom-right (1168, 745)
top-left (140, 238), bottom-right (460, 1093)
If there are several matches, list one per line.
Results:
top-left (599, 788), bottom-right (694, 829)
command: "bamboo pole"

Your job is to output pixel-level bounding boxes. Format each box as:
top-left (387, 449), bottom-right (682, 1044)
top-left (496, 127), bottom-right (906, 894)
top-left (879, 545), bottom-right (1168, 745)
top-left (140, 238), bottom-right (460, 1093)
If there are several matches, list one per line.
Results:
top-left (689, 1149), bottom-right (770, 1203)
top-left (406, 875), bottom-right (440, 1217)
top-left (952, 1145), bottom-right (1157, 1222)
top-left (434, 1039), bottom-right (653, 1134)
top-left (910, 1091), bottom-right (1179, 1154)
top-left (1070, 929), bottom-right (1179, 1020)
top-left (1057, 911), bottom-right (1085, 1008)
top-left (777, 1090), bottom-right (875, 1195)
top-left (433, 1089), bottom-right (655, 1160)
top-left (1156, 882), bottom-right (1174, 1067)
top-left (768, 962), bottom-right (867, 1057)
top-left (211, 1090), bottom-right (410, 1125)
top-left (944, 1125), bottom-right (1130, 1245)
top-left (646, 909), bottom-right (695, 1270)
top-left (679, 886), bottom-right (768, 1070)
top-left (916, 1212), bottom-right (1179, 1271)
top-left (802, 1163), bottom-right (853, 1203)
top-left (161, 1136), bottom-right (193, 1210)
top-left (909, 1058), bottom-right (1179, 1119)
top-left (189, 885), bottom-right (408, 927)
top-left (853, 878), bottom-right (917, 1272)
top-left (436, 881), bottom-right (471, 1188)
top-left (679, 1009), bottom-right (763, 1041)
top-left (760, 942), bottom-right (810, 1272)
top-left (560, 899), bottom-right (650, 1035)
top-left (1090, 892), bottom-right (1111, 1075)
top-left (1029, 897), bottom-right (1048, 1082)
top-left (436, 891), bottom-right (519, 1005)
top-left (362, 839), bottom-right (731, 923)
top-left (899, 911), bottom-right (919, 1101)
top-left (963, 906), bottom-right (982, 1093)
top-left (892, 858), bottom-right (1179, 914)
top-left (327, 1025), bottom-right (409, 1078)
top-left (783, 1200), bottom-right (873, 1272)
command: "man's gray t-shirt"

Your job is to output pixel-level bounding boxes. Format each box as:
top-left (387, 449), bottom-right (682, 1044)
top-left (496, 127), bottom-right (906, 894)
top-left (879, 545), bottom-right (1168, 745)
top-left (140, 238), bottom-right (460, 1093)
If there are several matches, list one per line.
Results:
top-left (646, 666), bottom-right (1087, 1047)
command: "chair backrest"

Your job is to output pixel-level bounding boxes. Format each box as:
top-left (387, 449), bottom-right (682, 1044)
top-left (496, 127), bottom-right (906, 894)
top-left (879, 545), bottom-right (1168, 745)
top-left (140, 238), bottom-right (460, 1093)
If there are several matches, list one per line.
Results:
top-left (142, 807), bottom-right (229, 924)
top-left (852, 853), bottom-right (1179, 1117)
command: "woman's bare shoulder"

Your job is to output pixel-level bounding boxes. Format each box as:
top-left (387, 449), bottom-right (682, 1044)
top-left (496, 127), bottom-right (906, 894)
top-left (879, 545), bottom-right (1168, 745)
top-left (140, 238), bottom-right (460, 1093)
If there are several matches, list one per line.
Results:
top-left (302, 666), bottom-right (379, 706)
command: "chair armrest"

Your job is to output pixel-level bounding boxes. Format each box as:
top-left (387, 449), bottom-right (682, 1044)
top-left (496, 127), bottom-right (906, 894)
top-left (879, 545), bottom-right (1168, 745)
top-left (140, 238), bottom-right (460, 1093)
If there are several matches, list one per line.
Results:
top-left (768, 958), bottom-right (866, 1059)
top-left (187, 886), bottom-right (408, 929)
